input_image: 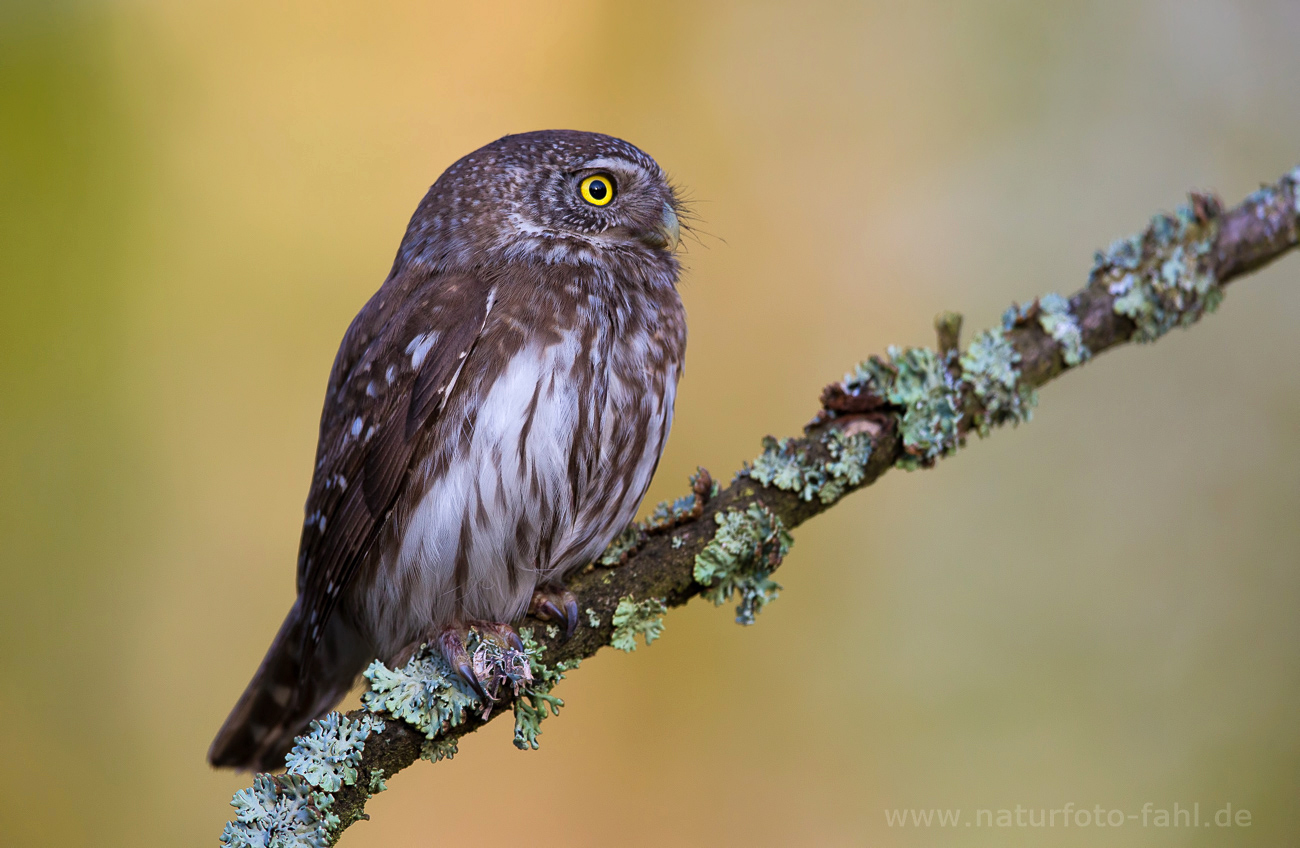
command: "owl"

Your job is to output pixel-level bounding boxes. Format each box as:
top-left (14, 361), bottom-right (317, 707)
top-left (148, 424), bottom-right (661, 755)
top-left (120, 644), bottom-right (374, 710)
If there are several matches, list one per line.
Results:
top-left (209, 130), bottom-right (687, 771)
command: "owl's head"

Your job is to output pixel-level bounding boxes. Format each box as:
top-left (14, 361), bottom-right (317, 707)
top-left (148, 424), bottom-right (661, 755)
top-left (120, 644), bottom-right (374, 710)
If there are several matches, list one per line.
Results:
top-left (398, 130), bottom-right (683, 274)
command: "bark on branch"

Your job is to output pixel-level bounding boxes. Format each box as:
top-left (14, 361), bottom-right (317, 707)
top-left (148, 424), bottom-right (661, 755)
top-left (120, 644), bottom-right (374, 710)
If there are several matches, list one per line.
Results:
top-left (219, 167), bottom-right (1300, 847)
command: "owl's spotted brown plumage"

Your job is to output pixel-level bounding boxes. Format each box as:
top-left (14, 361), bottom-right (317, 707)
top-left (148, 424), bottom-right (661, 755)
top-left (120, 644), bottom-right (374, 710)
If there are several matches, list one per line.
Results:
top-left (209, 130), bottom-right (687, 771)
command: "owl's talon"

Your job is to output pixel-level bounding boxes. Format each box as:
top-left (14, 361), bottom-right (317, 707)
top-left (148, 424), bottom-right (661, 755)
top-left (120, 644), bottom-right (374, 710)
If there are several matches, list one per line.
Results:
top-left (476, 621), bottom-right (524, 653)
top-left (436, 628), bottom-right (493, 702)
top-left (438, 622), bottom-right (533, 705)
top-left (459, 662), bottom-right (491, 702)
top-left (562, 596), bottom-right (580, 639)
top-left (530, 586), bottom-right (580, 639)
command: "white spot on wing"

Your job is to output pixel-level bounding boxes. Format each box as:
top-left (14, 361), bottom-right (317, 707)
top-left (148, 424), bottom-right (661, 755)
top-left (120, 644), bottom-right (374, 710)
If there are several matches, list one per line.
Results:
top-left (351, 417), bottom-right (363, 437)
top-left (406, 332), bottom-right (438, 369)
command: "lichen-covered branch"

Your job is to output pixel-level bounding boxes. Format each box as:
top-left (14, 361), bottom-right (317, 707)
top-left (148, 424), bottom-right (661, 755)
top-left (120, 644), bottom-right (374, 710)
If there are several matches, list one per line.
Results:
top-left (220, 167), bottom-right (1300, 847)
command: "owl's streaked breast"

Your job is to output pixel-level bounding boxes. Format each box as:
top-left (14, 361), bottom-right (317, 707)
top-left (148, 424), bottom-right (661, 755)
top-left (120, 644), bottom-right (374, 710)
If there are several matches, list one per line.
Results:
top-left (356, 283), bottom-right (682, 661)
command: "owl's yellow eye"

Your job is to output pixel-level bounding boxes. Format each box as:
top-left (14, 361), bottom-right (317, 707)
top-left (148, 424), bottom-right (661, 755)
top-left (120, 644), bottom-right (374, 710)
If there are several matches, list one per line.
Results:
top-left (579, 174), bottom-right (615, 206)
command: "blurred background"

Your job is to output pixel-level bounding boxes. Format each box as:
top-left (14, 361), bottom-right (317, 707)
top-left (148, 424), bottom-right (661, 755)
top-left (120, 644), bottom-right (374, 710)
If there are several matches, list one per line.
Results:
top-left (3, 1), bottom-right (1299, 845)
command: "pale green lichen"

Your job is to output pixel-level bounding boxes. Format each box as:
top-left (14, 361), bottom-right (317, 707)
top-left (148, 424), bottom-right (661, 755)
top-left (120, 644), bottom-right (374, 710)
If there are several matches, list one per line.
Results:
top-left (1036, 293), bottom-right (1090, 366)
top-left (959, 329), bottom-right (1037, 437)
top-left (512, 627), bottom-right (580, 750)
top-left (420, 738), bottom-right (458, 763)
top-left (285, 712), bottom-right (385, 793)
top-left (223, 709), bottom-right (386, 845)
top-left (1092, 231), bottom-right (1144, 275)
top-left (610, 595), bottom-right (668, 651)
top-left (748, 436), bottom-right (817, 499)
top-left (845, 347), bottom-right (961, 468)
top-left (671, 535), bottom-right (684, 549)
top-left (221, 773), bottom-right (337, 848)
top-left (597, 524), bottom-right (644, 566)
top-left (1112, 244), bottom-right (1221, 341)
top-left (1002, 299), bottom-right (1036, 330)
top-left (1095, 208), bottom-right (1222, 342)
top-left (694, 504), bottom-right (792, 625)
top-left (361, 647), bottom-right (481, 739)
top-left (747, 430), bottom-right (872, 503)
top-left (820, 323), bottom-right (1039, 472)
top-left (821, 430), bottom-right (872, 498)
top-left (585, 607), bottom-right (601, 627)
top-left (643, 493), bottom-right (698, 531)
top-left (367, 769), bottom-right (387, 794)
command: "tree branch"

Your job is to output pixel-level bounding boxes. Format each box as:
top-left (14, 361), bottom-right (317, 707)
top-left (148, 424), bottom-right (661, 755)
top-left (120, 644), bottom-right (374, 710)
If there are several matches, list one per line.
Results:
top-left (219, 166), bottom-right (1300, 847)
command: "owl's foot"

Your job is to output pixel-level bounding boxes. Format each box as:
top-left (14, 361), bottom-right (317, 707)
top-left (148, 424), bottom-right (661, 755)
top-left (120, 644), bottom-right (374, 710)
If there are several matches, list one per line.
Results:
top-left (529, 585), bottom-right (580, 639)
top-left (436, 623), bottom-right (532, 707)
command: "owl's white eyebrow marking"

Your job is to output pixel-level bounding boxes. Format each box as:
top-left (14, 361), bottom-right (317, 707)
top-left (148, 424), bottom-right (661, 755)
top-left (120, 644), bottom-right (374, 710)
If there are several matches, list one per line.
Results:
top-left (574, 156), bottom-right (641, 174)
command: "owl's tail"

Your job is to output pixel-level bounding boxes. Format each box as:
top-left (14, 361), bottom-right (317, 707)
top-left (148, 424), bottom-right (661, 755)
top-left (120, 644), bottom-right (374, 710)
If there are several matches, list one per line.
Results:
top-left (208, 599), bottom-right (370, 772)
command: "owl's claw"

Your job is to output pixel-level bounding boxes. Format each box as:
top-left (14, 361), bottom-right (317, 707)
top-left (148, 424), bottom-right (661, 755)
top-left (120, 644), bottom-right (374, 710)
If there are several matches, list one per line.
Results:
top-left (437, 623), bottom-right (532, 708)
top-left (530, 586), bottom-right (580, 639)
top-left (437, 628), bottom-right (492, 702)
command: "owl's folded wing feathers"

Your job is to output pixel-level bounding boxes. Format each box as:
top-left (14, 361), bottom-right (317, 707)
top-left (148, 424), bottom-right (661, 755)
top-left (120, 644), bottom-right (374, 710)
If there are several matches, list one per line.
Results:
top-left (294, 268), bottom-right (494, 665)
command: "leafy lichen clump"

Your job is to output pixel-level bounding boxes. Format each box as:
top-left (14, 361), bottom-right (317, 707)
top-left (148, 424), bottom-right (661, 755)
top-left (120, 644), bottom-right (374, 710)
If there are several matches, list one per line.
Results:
top-left (1092, 231), bottom-right (1144, 276)
top-left (642, 493), bottom-right (697, 531)
top-left (694, 504), bottom-right (792, 625)
top-left (820, 430), bottom-right (872, 499)
top-left (748, 437), bottom-right (820, 500)
top-left (286, 712), bottom-right (386, 793)
top-left (223, 709), bottom-right (387, 846)
top-left (597, 524), bottom-right (644, 566)
top-left (221, 773), bottom-right (338, 848)
top-left (959, 329), bottom-right (1037, 436)
top-left (1035, 293), bottom-right (1091, 366)
top-left (747, 430), bottom-right (872, 504)
top-left (512, 627), bottom-right (580, 751)
top-left (361, 647), bottom-right (481, 739)
top-left (610, 595), bottom-right (668, 651)
top-left (1096, 206), bottom-right (1222, 342)
top-left (844, 346), bottom-right (961, 468)
top-left (420, 738), bottom-right (458, 763)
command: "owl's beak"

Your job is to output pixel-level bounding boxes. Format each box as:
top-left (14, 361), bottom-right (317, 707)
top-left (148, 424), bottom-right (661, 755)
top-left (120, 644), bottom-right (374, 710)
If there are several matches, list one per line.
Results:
top-left (638, 202), bottom-right (681, 252)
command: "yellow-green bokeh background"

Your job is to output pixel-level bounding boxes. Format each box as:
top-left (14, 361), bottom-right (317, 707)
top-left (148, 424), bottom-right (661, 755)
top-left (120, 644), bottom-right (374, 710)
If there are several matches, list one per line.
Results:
top-left (3, 2), bottom-right (1299, 845)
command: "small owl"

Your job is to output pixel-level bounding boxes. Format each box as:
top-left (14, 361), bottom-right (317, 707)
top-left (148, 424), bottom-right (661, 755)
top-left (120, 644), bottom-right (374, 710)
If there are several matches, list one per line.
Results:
top-left (210, 130), bottom-right (686, 771)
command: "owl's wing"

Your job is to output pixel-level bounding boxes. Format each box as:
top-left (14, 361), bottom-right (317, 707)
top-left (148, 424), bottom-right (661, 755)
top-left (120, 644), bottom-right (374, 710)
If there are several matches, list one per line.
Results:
top-left (293, 267), bottom-right (494, 660)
